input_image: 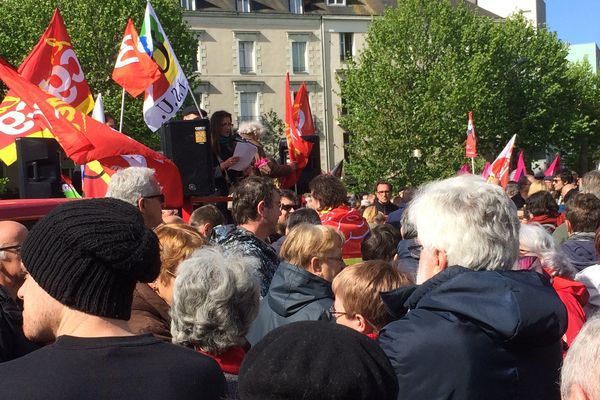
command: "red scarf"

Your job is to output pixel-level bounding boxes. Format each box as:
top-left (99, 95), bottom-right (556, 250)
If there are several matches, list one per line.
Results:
top-left (197, 346), bottom-right (245, 375)
top-left (320, 206), bottom-right (370, 258)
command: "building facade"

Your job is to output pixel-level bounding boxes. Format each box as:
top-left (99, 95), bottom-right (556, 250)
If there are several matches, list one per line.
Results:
top-left (476, 0), bottom-right (546, 27)
top-left (567, 43), bottom-right (600, 73)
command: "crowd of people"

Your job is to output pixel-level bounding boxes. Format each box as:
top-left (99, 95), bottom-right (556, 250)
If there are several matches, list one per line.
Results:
top-left (1, 160), bottom-right (600, 399)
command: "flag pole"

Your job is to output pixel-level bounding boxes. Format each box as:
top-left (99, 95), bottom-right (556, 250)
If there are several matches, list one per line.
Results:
top-left (187, 89), bottom-right (203, 117)
top-left (471, 157), bottom-right (475, 175)
top-left (119, 88), bottom-right (125, 132)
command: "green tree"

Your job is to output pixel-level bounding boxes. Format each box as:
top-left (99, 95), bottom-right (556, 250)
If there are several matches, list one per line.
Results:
top-left (0, 0), bottom-right (198, 149)
top-left (339, 0), bottom-right (587, 189)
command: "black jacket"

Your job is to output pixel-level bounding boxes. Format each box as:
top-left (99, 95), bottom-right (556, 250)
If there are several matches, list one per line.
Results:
top-left (378, 266), bottom-right (567, 400)
top-left (0, 285), bottom-right (39, 362)
top-left (374, 199), bottom-right (399, 216)
top-left (246, 261), bottom-right (333, 345)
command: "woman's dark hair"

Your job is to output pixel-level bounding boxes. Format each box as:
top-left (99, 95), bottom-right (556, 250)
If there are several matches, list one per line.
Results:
top-left (309, 175), bottom-right (348, 209)
top-left (361, 224), bottom-right (401, 262)
top-left (526, 191), bottom-right (558, 217)
top-left (209, 110), bottom-right (232, 156)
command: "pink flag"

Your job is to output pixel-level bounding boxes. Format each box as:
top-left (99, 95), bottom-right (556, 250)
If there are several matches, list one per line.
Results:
top-left (513, 151), bottom-right (526, 181)
top-left (465, 112), bottom-right (477, 158)
top-left (481, 162), bottom-right (491, 179)
top-left (457, 163), bottom-right (471, 175)
top-left (545, 154), bottom-right (560, 177)
top-left (488, 134), bottom-right (516, 188)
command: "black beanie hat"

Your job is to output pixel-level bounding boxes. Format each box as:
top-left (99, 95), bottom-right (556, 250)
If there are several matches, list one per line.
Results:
top-left (21, 198), bottom-right (161, 320)
top-left (238, 321), bottom-right (399, 400)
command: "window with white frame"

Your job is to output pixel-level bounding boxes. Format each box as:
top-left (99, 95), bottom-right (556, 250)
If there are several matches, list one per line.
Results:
top-left (180, 0), bottom-right (196, 10)
top-left (327, 0), bottom-right (346, 5)
top-left (292, 42), bottom-right (307, 73)
top-left (238, 41), bottom-right (254, 73)
top-left (290, 0), bottom-right (303, 14)
top-left (239, 92), bottom-right (258, 122)
top-left (340, 32), bottom-right (354, 62)
top-left (237, 0), bottom-right (251, 12)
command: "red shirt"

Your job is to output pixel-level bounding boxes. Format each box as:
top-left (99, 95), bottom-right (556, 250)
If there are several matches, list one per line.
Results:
top-left (320, 205), bottom-right (370, 258)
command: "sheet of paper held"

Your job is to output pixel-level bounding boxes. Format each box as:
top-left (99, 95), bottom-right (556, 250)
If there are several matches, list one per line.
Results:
top-left (229, 141), bottom-right (258, 171)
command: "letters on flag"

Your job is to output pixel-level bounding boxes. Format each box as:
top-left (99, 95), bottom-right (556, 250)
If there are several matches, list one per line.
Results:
top-left (465, 111), bottom-right (476, 159)
top-left (112, 18), bottom-right (161, 98)
top-left (139, 2), bottom-right (189, 131)
top-left (0, 57), bottom-right (183, 208)
top-left (0, 9), bottom-right (94, 165)
top-left (488, 134), bottom-right (516, 188)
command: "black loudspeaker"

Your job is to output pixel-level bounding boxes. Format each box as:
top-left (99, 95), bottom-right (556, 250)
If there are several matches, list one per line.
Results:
top-left (279, 135), bottom-right (321, 194)
top-left (16, 137), bottom-right (63, 198)
top-left (160, 119), bottom-right (215, 196)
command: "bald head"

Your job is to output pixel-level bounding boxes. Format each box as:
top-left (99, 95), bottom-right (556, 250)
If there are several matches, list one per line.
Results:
top-left (0, 221), bottom-right (28, 299)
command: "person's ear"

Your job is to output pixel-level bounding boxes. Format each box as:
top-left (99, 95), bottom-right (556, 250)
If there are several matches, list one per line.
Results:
top-left (354, 314), bottom-right (373, 334)
top-left (308, 256), bottom-right (321, 276)
top-left (137, 198), bottom-right (146, 212)
top-left (432, 248), bottom-right (448, 275)
top-left (568, 384), bottom-right (591, 400)
top-left (257, 200), bottom-right (266, 218)
top-left (566, 219), bottom-right (573, 235)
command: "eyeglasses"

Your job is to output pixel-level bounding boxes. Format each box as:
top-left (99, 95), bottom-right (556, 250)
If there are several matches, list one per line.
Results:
top-left (0, 245), bottom-right (21, 255)
top-left (407, 244), bottom-right (423, 259)
top-left (377, 190), bottom-right (391, 194)
top-left (143, 194), bottom-right (165, 205)
top-left (324, 255), bottom-right (345, 264)
top-left (280, 204), bottom-right (297, 212)
top-left (329, 304), bottom-right (348, 319)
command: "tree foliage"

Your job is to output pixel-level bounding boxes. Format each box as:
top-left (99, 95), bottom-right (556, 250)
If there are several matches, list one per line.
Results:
top-left (339, 0), bottom-right (600, 189)
top-left (0, 0), bottom-right (198, 149)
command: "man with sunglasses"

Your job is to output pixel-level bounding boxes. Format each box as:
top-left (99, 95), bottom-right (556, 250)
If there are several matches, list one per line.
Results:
top-left (0, 220), bottom-right (37, 362)
top-left (106, 167), bottom-right (164, 229)
top-left (273, 190), bottom-right (299, 239)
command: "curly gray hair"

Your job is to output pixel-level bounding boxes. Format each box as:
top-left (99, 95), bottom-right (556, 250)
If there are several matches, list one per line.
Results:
top-left (105, 166), bottom-right (160, 206)
top-left (237, 120), bottom-right (264, 140)
top-left (518, 222), bottom-right (576, 278)
top-left (170, 246), bottom-right (260, 354)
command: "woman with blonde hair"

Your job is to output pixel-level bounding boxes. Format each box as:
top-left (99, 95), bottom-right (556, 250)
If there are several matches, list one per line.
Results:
top-left (246, 223), bottom-right (346, 344)
top-left (129, 223), bottom-right (206, 341)
top-left (363, 205), bottom-right (386, 228)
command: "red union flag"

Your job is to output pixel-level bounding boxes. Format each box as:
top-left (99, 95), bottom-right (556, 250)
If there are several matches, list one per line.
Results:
top-left (465, 111), bottom-right (477, 158)
top-left (0, 8), bottom-right (93, 165)
top-left (488, 134), bottom-right (516, 188)
top-left (112, 18), bottom-right (161, 98)
top-left (0, 57), bottom-right (184, 208)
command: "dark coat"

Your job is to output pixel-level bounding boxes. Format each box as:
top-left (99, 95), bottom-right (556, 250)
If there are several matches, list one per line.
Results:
top-left (373, 199), bottom-right (399, 216)
top-left (395, 238), bottom-right (419, 280)
top-left (211, 225), bottom-right (279, 298)
top-left (246, 261), bottom-right (333, 345)
top-left (560, 232), bottom-right (597, 271)
top-left (378, 266), bottom-right (567, 400)
top-left (386, 203), bottom-right (406, 230)
top-left (129, 283), bottom-right (171, 342)
top-left (0, 286), bottom-right (39, 362)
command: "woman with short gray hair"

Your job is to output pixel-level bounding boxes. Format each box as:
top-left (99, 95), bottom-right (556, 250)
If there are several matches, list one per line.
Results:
top-left (171, 246), bottom-right (259, 398)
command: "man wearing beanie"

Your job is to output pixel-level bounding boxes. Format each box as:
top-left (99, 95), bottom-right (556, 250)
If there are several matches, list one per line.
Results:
top-left (238, 321), bottom-right (398, 400)
top-left (0, 198), bottom-right (226, 400)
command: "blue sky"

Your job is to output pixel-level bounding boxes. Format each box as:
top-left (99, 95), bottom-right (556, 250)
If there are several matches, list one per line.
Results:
top-left (546, 0), bottom-right (600, 45)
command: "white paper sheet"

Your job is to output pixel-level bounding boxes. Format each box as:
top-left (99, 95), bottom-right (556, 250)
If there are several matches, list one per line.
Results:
top-left (229, 141), bottom-right (258, 171)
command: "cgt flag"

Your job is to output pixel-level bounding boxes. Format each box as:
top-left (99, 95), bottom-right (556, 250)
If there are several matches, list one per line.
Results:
top-left (112, 18), bottom-right (161, 98)
top-left (488, 134), bottom-right (516, 188)
top-left (465, 111), bottom-right (476, 159)
top-left (0, 8), bottom-right (94, 165)
top-left (0, 57), bottom-right (183, 208)
top-left (139, 2), bottom-right (189, 131)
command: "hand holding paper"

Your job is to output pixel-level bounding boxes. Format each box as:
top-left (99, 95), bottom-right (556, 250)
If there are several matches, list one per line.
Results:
top-left (229, 141), bottom-right (258, 171)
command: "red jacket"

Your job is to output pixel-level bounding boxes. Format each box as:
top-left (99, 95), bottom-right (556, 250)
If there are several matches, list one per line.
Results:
top-left (545, 269), bottom-right (589, 350)
top-left (320, 206), bottom-right (370, 258)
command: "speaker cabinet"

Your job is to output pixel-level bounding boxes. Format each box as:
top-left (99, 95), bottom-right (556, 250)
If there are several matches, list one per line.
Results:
top-left (279, 135), bottom-right (321, 194)
top-left (16, 137), bottom-right (63, 199)
top-left (160, 119), bottom-right (215, 196)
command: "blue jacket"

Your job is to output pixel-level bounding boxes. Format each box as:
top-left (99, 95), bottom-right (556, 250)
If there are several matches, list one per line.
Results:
top-left (560, 232), bottom-right (597, 271)
top-left (378, 266), bottom-right (567, 400)
top-left (246, 261), bottom-right (333, 345)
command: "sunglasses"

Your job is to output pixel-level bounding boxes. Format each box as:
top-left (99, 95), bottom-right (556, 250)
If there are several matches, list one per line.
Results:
top-left (280, 204), bottom-right (297, 212)
top-left (0, 245), bottom-right (21, 255)
top-left (144, 194), bottom-right (165, 205)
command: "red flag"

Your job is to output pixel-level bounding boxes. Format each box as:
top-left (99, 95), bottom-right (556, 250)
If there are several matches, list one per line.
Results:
top-left (0, 57), bottom-right (183, 208)
top-left (488, 134), bottom-right (516, 188)
top-left (112, 18), bottom-right (161, 98)
top-left (513, 151), bottom-right (527, 181)
top-left (0, 9), bottom-right (94, 165)
top-left (545, 154), bottom-right (560, 177)
top-left (279, 76), bottom-right (315, 188)
top-left (465, 111), bottom-right (477, 158)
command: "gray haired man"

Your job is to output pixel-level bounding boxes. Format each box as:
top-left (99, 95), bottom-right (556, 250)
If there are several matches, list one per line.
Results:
top-left (378, 175), bottom-right (567, 400)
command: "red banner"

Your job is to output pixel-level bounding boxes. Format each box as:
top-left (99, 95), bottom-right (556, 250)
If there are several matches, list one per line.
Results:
top-left (0, 57), bottom-right (183, 208)
top-left (465, 111), bottom-right (477, 159)
top-left (0, 9), bottom-right (93, 165)
top-left (112, 18), bottom-right (161, 98)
